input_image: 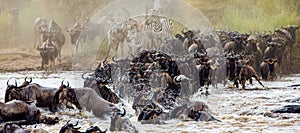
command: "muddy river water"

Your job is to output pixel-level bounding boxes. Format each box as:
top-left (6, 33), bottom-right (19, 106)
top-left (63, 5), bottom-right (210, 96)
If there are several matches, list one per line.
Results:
top-left (0, 71), bottom-right (299, 133)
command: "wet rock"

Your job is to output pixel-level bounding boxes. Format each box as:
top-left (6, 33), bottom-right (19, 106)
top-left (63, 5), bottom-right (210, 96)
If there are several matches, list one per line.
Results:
top-left (263, 111), bottom-right (279, 118)
top-left (188, 110), bottom-right (221, 122)
top-left (272, 105), bottom-right (300, 113)
top-left (285, 98), bottom-right (300, 103)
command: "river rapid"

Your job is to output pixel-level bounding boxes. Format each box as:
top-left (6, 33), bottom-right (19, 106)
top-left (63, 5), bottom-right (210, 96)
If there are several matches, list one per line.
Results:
top-left (0, 71), bottom-right (299, 133)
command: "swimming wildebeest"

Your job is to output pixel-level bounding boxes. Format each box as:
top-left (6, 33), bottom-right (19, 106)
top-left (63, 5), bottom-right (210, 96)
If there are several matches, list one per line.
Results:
top-left (64, 87), bottom-right (120, 117)
top-left (59, 120), bottom-right (107, 133)
top-left (0, 123), bottom-right (49, 133)
top-left (5, 80), bottom-right (82, 112)
top-left (110, 109), bottom-right (138, 133)
top-left (0, 100), bottom-right (59, 125)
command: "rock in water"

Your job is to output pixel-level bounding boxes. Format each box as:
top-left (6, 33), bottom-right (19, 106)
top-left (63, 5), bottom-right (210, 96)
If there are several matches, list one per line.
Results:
top-left (273, 105), bottom-right (300, 113)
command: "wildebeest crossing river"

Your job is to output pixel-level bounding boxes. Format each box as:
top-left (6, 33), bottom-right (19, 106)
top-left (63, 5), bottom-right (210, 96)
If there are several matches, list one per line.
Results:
top-left (0, 71), bottom-right (299, 132)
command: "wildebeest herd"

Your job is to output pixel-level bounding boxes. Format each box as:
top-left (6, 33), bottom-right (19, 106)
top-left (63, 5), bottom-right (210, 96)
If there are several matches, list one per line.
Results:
top-left (3, 15), bottom-right (296, 132)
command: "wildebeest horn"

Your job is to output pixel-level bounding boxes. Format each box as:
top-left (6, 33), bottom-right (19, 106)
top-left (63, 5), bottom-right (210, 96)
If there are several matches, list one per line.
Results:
top-left (15, 80), bottom-right (17, 87)
top-left (117, 108), bottom-right (126, 117)
top-left (67, 81), bottom-right (69, 87)
top-left (81, 72), bottom-right (88, 79)
top-left (66, 120), bottom-right (71, 124)
top-left (74, 121), bottom-right (78, 126)
top-left (112, 56), bottom-right (118, 62)
top-left (182, 28), bottom-right (188, 34)
top-left (121, 108), bottom-right (126, 117)
top-left (100, 128), bottom-right (108, 133)
top-left (264, 59), bottom-right (269, 62)
top-left (61, 80), bottom-right (64, 86)
top-left (240, 51), bottom-right (245, 56)
top-left (25, 77), bottom-right (32, 83)
top-left (7, 79), bottom-right (9, 86)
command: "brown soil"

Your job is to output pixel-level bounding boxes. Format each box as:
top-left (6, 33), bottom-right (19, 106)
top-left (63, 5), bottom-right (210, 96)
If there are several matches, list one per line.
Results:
top-left (0, 48), bottom-right (73, 72)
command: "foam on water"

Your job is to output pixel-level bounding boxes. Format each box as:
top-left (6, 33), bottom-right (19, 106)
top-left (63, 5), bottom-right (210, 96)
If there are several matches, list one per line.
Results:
top-left (0, 71), bottom-right (299, 132)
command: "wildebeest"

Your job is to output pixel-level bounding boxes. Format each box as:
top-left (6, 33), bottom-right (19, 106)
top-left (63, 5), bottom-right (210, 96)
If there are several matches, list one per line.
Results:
top-left (0, 123), bottom-right (49, 133)
top-left (33, 17), bottom-right (48, 49)
top-left (263, 39), bottom-right (284, 75)
top-left (36, 19), bottom-right (65, 70)
top-left (187, 111), bottom-right (221, 122)
top-left (36, 39), bottom-right (59, 70)
top-left (110, 109), bottom-right (138, 133)
top-left (0, 100), bottom-right (59, 125)
top-left (97, 82), bottom-right (120, 104)
top-left (59, 120), bottom-right (107, 133)
top-left (48, 19), bottom-right (65, 62)
top-left (166, 100), bottom-right (220, 122)
top-left (236, 63), bottom-right (264, 89)
top-left (5, 80), bottom-right (82, 112)
top-left (198, 61), bottom-right (212, 94)
top-left (260, 58), bottom-right (278, 81)
top-left (72, 87), bottom-right (119, 117)
top-left (66, 22), bottom-right (83, 52)
top-left (137, 102), bottom-right (165, 125)
top-left (223, 32), bottom-right (246, 54)
top-left (245, 35), bottom-right (263, 72)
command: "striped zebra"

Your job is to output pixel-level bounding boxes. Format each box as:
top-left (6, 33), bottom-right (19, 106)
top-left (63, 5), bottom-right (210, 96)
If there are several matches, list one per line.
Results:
top-left (144, 15), bottom-right (173, 36)
top-left (143, 15), bottom-right (173, 49)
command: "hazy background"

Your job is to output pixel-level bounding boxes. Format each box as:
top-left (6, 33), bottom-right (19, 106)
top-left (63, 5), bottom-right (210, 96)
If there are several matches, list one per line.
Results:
top-left (0, 0), bottom-right (299, 55)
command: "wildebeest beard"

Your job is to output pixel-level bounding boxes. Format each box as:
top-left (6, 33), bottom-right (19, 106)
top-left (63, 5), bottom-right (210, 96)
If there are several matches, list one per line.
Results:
top-left (52, 86), bottom-right (82, 111)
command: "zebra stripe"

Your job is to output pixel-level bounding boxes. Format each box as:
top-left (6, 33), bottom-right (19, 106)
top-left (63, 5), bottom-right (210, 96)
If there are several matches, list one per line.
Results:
top-left (144, 15), bottom-right (173, 36)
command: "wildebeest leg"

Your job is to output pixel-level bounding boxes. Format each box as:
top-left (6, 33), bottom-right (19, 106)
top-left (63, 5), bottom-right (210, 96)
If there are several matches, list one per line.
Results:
top-left (233, 78), bottom-right (239, 88)
top-left (253, 75), bottom-right (264, 88)
top-left (58, 47), bottom-right (62, 63)
top-left (242, 79), bottom-right (246, 89)
top-left (249, 78), bottom-right (253, 85)
top-left (34, 34), bottom-right (37, 48)
top-left (205, 86), bottom-right (209, 95)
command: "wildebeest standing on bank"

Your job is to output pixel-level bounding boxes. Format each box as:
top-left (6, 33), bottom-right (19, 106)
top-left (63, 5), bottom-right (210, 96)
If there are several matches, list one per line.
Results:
top-left (33, 17), bottom-right (48, 49)
top-left (48, 19), bottom-right (65, 63)
top-left (37, 39), bottom-right (59, 70)
top-left (65, 22), bottom-right (82, 52)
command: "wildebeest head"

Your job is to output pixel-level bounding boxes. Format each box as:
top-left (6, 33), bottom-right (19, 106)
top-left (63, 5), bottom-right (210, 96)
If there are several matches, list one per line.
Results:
top-left (59, 120), bottom-right (81, 133)
top-left (182, 28), bottom-right (195, 41)
top-left (3, 123), bottom-right (26, 133)
top-left (38, 113), bottom-right (59, 125)
top-left (137, 102), bottom-right (163, 122)
top-left (37, 38), bottom-right (58, 69)
top-left (20, 76), bottom-right (32, 87)
top-left (282, 25), bottom-right (299, 44)
top-left (5, 79), bottom-right (21, 103)
top-left (85, 126), bottom-right (107, 133)
top-left (51, 81), bottom-right (82, 112)
top-left (65, 22), bottom-right (82, 45)
top-left (110, 108), bottom-right (126, 132)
